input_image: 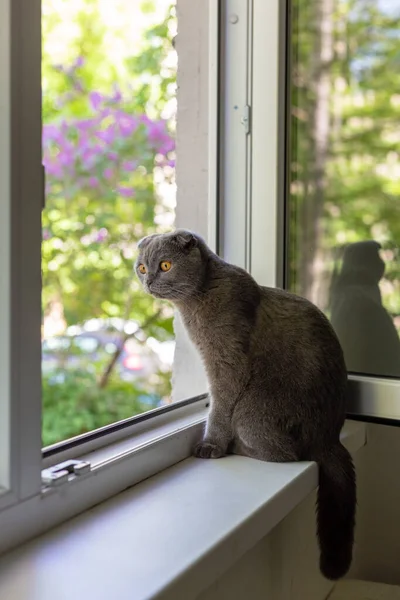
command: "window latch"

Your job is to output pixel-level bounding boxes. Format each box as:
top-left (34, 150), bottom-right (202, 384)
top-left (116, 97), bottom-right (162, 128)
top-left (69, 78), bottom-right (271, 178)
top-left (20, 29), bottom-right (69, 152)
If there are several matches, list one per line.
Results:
top-left (241, 105), bottom-right (251, 135)
top-left (41, 459), bottom-right (91, 487)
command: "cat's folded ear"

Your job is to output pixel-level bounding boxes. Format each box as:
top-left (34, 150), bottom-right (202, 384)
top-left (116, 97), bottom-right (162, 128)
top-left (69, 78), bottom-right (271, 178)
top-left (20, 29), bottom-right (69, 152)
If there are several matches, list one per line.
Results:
top-left (173, 229), bottom-right (198, 250)
top-left (137, 233), bottom-right (160, 250)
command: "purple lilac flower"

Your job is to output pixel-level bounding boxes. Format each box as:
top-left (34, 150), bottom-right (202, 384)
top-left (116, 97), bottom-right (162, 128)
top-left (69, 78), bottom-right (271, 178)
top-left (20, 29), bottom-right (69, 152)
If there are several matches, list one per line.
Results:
top-left (42, 124), bottom-right (62, 143)
top-left (112, 86), bottom-right (122, 103)
top-left (139, 114), bottom-right (151, 126)
top-left (59, 150), bottom-right (75, 168)
top-left (146, 121), bottom-right (164, 143)
top-left (80, 149), bottom-right (95, 169)
top-left (95, 228), bottom-right (108, 242)
top-left (42, 89), bottom-right (175, 197)
top-left (88, 176), bottom-right (99, 188)
top-left (76, 119), bottom-right (94, 132)
top-left (158, 138), bottom-right (175, 155)
top-left (122, 160), bottom-right (137, 172)
top-left (73, 79), bottom-right (84, 93)
top-left (73, 56), bottom-right (85, 68)
top-left (96, 126), bottom-right (116, 145)
top-left (117, 185), bottom-right (134, 198)
top-left (100, 107), bottom-right (112, 119)
top-left (60, 120), bottom-right (68, 136)
top-left (43, 160), bottom-right (62, 178)
top-left (103, 167), bottom-right (113, 180)
top-left (89, 91), bottom-right (103, 111)
top-left (118, 114), bottom-right (137, 137)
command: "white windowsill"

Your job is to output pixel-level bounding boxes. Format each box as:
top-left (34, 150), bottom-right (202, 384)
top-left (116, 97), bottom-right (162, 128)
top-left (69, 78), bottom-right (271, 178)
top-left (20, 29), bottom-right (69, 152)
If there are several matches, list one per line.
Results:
top-left (0, 421), bottom-right (366, 600)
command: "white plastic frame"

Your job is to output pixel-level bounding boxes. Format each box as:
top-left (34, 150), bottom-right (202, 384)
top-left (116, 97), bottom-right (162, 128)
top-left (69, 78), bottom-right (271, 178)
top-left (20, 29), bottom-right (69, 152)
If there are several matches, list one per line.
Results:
top-left (207, 0), bottom-right (220, 253)
top-left (0, 0), bottom-right (42, 512)
top-left (0, 0), bottom-right (294, 555)
top-left (250, 0), bottom-right (286, 287)
top-left (219, 0), bottom-right (285, 284)
top-left (0, 0), bottom-right (11, 499)
top-left (219, 0), bottom-right (252, 269)
top-left (0, 0), bottom-right (223, 554)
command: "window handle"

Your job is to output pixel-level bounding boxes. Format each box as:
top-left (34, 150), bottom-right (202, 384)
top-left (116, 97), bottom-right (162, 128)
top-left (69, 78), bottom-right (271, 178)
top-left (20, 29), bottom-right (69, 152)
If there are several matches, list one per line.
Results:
top-left (41, 459), bottom-right (91, 487)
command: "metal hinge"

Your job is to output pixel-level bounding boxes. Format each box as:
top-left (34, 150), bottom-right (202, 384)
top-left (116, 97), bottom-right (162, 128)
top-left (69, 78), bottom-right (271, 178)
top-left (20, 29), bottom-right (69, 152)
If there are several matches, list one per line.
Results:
top-left (241, 104), bottom-right (251, 135)
top-left (41, 459), bottom-right (91, 488)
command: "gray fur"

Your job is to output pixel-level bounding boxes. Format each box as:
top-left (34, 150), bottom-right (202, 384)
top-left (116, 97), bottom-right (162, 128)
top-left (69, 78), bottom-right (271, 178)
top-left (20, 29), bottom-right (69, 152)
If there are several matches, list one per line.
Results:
top-left (136, 229), bottom-right (356, 580)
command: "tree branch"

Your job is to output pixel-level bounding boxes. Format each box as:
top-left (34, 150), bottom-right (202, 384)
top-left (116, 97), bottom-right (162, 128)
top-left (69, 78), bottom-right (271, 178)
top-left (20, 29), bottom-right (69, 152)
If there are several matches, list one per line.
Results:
top-left (98, 309), bottom-right (162, 389)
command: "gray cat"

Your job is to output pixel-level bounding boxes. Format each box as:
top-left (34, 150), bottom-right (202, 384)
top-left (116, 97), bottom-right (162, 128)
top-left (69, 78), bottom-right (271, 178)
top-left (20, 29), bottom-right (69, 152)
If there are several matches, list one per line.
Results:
top-left (136, 229), bottom-right (356, 581)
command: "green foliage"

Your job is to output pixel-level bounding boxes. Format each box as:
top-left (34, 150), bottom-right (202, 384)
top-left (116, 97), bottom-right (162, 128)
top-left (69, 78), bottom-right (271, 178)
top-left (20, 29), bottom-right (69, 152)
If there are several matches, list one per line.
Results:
top-left (125, 4), bottom-right (176, 118)
top-left (42, 370), bottom-right (161, 447)
top-left (289, 0), bottom-right (400, 316)
top-left (42, 0), bottom-right (177, 445)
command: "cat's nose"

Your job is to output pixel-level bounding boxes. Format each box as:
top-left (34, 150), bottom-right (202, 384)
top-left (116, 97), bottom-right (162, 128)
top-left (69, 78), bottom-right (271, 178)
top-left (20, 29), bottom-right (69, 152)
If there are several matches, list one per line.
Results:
top-left (147, 274), bottom-right (155, 286)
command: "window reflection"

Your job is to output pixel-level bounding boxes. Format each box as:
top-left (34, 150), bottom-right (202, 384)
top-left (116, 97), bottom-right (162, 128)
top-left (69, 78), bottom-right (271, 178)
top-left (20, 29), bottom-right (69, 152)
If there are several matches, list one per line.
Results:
top-left (330, 241), bottom-right (400, 377)
top-left (288, 0), bottom-right (400, 378)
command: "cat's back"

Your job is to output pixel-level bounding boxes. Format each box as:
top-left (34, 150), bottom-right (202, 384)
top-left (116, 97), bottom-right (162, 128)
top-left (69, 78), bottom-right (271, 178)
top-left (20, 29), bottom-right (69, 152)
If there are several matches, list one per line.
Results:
top-left (254, 285), bottom-right (346, 374)
top-left (260, 285), bottom-right (321, 314)
top-left (259, 285), bottom-right (336, 336)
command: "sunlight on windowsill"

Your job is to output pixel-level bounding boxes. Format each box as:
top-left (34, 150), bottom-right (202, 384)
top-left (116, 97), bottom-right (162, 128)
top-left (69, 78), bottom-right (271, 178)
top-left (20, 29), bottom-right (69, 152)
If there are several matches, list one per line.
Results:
top-left (0, 421), bottom-right (366, 600)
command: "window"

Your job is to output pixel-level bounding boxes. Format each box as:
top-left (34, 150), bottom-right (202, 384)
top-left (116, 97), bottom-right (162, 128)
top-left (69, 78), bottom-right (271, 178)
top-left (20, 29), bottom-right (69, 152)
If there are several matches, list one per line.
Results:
top-left (41, 0), bottom-right (180, 447)
top-left (0, 0), bottom-right (43, 518)
top-left (286, 0), bottom-right (400, 419)
top-left (2, 0), bottom-right (396, 558)
top-left (0, 0), bottom-right (214, 554)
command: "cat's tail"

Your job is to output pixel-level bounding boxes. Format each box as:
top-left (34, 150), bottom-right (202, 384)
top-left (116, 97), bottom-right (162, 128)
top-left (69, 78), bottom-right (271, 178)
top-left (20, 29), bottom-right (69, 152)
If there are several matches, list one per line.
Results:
top-left (317, 443), bottom-right (356, 580)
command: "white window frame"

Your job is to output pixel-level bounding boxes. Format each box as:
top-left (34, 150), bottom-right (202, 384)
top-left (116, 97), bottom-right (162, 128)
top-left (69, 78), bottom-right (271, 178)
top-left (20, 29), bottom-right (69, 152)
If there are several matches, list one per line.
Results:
top-left (250, 0), bottom-right (286, 288)
top-left (0, 0), bottom-right (42, 515)
top-left (3, 0), bottom-right (392, 558)
top-left (0, 0), bottom-right (288, 556)
top-left (217, 0), bottom-right (400, 426)
top-left (218, 0), bottom-right (285, 289)
top-left (225, 0), bottom-right (400, 425)
top-left (0, 0), bottom-right (248, 555)
top-left (0, 0), bottom-right (11, 503)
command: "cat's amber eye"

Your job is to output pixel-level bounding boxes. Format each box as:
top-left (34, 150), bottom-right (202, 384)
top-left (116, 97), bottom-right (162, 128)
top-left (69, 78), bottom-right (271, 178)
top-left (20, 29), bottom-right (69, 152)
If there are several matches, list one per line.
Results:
top-left (160, 260), bottom-right (172, 272)
top-left (138, 264), bottom-right (147, 274)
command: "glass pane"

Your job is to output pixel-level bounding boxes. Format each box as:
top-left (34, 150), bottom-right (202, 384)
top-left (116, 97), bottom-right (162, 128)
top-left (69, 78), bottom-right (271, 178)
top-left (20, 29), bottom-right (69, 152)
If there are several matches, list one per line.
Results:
top-left (288, 0), bottom-right (400, 378)
top-left (42, 0), bottom-right (177, 446)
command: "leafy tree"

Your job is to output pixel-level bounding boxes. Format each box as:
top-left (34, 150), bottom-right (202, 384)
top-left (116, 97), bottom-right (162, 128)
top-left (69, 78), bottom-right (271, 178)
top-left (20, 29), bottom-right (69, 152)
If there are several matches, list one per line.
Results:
top-left (289, 0), bottom-right (400, 319)
top-left (42, 0), bottom-right (177, 445)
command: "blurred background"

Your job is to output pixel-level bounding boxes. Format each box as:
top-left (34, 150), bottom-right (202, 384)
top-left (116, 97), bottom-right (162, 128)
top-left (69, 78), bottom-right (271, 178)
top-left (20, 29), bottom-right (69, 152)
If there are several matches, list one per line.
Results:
top-left (42, 0), bottom-right (400, 446)
top-left (288, 0), bottom-right (400, 378)
top-left (41, 0), bottom-right (176, 446)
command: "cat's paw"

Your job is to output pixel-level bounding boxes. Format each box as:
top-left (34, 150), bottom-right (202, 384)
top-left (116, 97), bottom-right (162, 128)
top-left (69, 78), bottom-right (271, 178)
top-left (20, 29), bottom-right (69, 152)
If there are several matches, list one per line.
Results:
top-left (193, 441), bottom-right (225, 459)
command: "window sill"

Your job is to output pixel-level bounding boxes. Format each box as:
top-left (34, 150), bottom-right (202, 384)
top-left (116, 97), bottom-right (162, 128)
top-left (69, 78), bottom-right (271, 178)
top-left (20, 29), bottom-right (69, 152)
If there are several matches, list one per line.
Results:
top-left (0, 421), bottom-right (366, 600)
top-left (0, 398), bottom-right (209, 556)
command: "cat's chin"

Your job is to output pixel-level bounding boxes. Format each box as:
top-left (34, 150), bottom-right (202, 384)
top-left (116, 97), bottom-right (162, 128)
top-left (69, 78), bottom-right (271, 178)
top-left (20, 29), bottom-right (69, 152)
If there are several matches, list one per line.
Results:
top-left (151, 291), bottom-right (181, 303)
top-left (150, 290), bottom-right (169, 300)
top-left (148, 286), bottom-right (178, 301)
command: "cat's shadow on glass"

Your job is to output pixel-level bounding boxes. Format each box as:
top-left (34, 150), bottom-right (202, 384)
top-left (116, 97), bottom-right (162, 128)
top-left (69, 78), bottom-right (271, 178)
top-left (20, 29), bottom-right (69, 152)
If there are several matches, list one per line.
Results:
top-left (329, 240), bottom-right (400, 378)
